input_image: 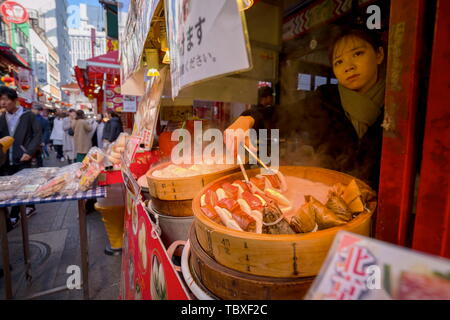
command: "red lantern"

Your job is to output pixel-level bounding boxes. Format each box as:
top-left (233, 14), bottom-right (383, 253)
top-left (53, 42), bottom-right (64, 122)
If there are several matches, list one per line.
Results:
top-left (1, 76), bottom-right (14, 87)
top-left (37, 92), bottom-right (43, 97)
top-left (21, 85), bottom-right (30, 91)
top-left (48, 97), bottom-right (53, 101)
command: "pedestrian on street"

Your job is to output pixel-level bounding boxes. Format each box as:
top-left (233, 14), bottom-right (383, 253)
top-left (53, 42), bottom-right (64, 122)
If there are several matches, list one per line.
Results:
top-left (71, 109), bottom-right (93, 162)
top-left (31, 105), bottom-right (50, 165)
top-left (92, 114), bottom-right (105, 149)
top-left (0, 86), bottom-right (42, 228)
top-left (50, 110), bottom-right (65, 161)
top-left (63, 109), bottom-right (76, 163)
top-left (103, 111), bottom-right (123, 147)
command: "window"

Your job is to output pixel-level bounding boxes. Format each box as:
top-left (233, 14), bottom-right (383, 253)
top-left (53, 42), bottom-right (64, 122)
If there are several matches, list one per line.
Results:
top-left (297, 73), bottom-right (312, 91)
top-left (314, 76), bottom-right (327, 90)
top-left (50, 74), bottom-right (58, 86)
top-left (330, 78), bottom-right (338, 85)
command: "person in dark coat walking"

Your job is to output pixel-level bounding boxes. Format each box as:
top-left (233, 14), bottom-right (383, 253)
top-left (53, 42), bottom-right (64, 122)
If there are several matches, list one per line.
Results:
top-left (0, 86), bottom-right (42, 227)
top-left (31, 105), bottom-right (50, 165)
top-left (226, 27), bottom-right (386, 188)
top-left (102, 111), bottom-right (123, 146)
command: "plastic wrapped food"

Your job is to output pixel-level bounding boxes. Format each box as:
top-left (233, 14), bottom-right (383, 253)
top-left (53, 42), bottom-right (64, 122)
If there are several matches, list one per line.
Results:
top-left (77, 147), bottom-right (106, 178)
top-left (34, 174), bottom-right (69, 198)
top-left (0, 190), bottom-right (16, 202)
top-left (78, 162), bottom-right (103, 191)
top-left (16, 184), bottom-right (41, 199)
top-left (0, 176), bottom-right (24, 191)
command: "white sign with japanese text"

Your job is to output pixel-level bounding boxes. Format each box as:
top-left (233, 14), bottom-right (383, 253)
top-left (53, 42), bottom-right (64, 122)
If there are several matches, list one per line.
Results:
top-left (122, 95), bottom-right (138, 112)
top-left (165, 0), bottom-right (251, 98)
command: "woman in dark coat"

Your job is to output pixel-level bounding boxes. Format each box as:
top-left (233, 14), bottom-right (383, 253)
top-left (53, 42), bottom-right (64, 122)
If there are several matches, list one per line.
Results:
top-left (226, 27), bottom-right (386, 188)
top-left (103, 111), bottom-right (123, 145)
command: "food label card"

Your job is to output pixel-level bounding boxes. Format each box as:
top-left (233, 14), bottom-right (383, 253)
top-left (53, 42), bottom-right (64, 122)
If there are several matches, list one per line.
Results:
top-left (305, 231), bottom-right (450, 300)
top-left (121, 158), bottom-right (141, 200)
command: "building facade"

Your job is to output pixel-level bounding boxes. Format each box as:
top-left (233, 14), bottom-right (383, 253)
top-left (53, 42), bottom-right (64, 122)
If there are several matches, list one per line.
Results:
top-left (69, 3), bottom-right (106, 70)
top-left (16, 0), bottom-right (72, 90)
top-left (29, 23), bottom-right (61, 103)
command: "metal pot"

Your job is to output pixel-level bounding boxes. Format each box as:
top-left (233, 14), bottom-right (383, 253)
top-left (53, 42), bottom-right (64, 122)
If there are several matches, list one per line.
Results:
top-left (147, 204), bottom-right (194, 251)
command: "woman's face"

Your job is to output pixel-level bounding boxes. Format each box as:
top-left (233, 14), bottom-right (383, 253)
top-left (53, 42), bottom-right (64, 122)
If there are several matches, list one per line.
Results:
top-left (332, 36), bottom-right (384, 93)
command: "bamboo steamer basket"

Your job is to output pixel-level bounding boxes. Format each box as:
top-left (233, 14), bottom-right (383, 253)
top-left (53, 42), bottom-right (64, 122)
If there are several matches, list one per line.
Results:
top-left (151, 198), bottom-right (194, 217)
top-left (189, 226), bottom-right (314, 300)
top-left (146, 162), bottom-right (239, 216)
top-left (146, 162), bottom-right (239, 201)
top-left (192, 166), bottom-right (376, 278)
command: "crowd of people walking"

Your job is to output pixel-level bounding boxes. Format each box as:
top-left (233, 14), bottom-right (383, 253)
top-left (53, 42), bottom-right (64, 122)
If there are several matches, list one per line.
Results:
top-left (0, 86), bottom-right (124, 230)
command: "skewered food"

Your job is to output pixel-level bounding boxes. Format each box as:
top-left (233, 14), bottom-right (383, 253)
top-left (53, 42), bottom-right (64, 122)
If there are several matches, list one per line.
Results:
top-left (198, 174), bottom-right (374, 235)
top-left (200, 205), bottom-right (222, 224)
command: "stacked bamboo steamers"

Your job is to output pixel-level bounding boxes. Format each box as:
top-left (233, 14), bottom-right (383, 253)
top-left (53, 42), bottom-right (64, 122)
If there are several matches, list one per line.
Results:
top-left (145, 162), bottom-right (239, 248)
top-left (188, 166), bottom-right (377, 300)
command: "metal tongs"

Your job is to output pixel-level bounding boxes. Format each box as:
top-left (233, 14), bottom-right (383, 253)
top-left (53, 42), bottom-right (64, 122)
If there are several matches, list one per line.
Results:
top-left (236, 152), bottom-right (249, 183)
top-left (242, 144), bottom-right (276, 175)
top-left (236, 143), bottom-right (276, 184)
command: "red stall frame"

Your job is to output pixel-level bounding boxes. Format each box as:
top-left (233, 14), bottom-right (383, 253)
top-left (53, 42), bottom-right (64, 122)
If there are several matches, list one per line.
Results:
top-left (375, 0), bottom-right (426, 246)
top-left (412, 0), bottom-right (450, 258)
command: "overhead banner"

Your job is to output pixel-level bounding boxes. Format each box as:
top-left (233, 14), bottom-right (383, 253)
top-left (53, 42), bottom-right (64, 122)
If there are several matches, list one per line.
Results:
top-left (16, 67), bottom-right (34, 102)
top-left (165, 0), bottom-right (252, 98)
top-left (35, 53), bottom-right (47, 86)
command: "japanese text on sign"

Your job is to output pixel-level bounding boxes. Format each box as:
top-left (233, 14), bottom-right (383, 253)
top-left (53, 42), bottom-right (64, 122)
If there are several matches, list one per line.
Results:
top-left (165, 0), bottom-right (251, 97)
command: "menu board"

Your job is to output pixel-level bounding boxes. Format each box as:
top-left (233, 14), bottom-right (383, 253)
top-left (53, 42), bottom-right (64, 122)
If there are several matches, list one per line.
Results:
top-left (105, 84), bottom-right (124, 112)
top-left (165, 0), bottom-right (252, 98)
top-left (305, 231), bottom-right (450, 300)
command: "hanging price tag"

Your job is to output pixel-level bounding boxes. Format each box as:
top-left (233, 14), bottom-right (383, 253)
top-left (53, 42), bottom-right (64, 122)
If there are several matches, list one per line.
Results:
top-left (121, 156), bottom-right (141, 200)
top-left (125, 135), bottom-right (141, 164)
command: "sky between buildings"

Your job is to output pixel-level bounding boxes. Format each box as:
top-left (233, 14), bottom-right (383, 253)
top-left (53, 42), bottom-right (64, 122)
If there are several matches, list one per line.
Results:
top-left (68, 0), bottom-right (101, 6)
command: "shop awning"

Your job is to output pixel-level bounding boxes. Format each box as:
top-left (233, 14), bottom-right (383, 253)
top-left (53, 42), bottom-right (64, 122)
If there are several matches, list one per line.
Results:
top-left (0, 42), bottom-right (30, 69)
top-left (86, 50), bottom-right (119, 75)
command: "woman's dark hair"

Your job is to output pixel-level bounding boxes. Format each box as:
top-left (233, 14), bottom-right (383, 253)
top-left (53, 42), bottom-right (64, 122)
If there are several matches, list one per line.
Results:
top-left (76, 110), bottom-right (85, 120)
top-left (258, 86), bottom-right (273, 101)
top-left (68, 108), bottom-right (75, 113)
top-left (108, 110), bottom-right (120, 118)
top-left (328, 26), bottom-right (384, 63)
top-left (0, 86), bottom-right (18, 100)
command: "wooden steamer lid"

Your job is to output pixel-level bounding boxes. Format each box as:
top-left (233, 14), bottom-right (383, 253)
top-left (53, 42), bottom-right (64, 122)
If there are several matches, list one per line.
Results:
top-left (192, 166), bottom-right (376, 278)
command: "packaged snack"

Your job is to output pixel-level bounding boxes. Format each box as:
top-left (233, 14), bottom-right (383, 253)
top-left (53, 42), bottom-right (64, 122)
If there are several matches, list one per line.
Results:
top-left (78, 162), bottom-right (103, 191)
top-left (34, 174), bottom-right (69, 198)
top-left (16, 184), bottom-right (41, 199)
top-left (0, 176), bottom-right (24, 191)
top-left (0, 190), bottom-right (16, 202)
